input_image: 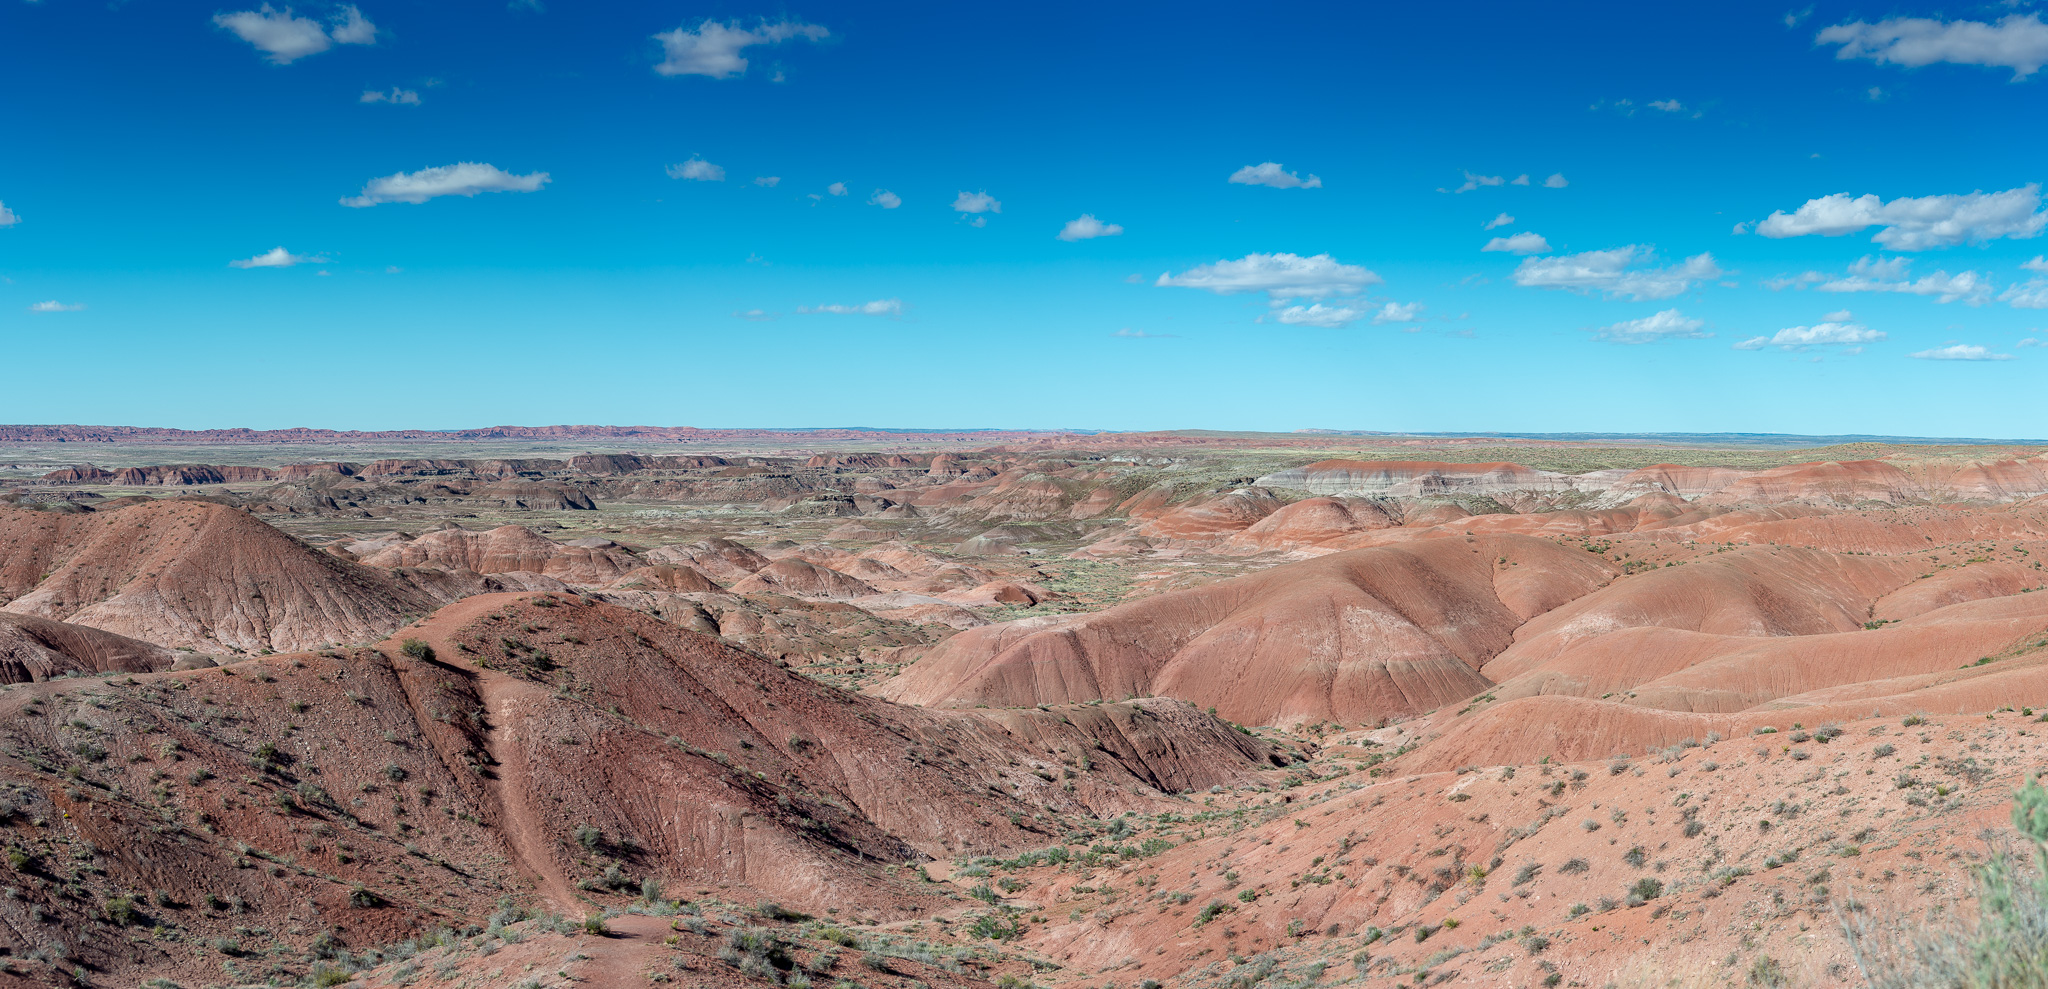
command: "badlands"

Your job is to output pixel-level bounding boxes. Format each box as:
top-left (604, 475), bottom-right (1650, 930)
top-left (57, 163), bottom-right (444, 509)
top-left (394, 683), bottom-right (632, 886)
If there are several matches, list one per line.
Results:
top-left (1, 427), bottom-right (2048, 987)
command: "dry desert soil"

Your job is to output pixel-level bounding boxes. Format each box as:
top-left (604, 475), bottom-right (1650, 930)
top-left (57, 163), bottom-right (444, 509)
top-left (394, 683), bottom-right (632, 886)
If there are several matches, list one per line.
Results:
top-left (2, 428), bottom-right (2048, 988)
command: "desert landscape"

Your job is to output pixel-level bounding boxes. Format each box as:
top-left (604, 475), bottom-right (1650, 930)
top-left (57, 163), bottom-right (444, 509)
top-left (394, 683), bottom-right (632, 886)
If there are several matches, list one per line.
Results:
top-left (11, 3), bottom-right (2048, 986)
top-left (0, 426), bottom-right (2044, 987)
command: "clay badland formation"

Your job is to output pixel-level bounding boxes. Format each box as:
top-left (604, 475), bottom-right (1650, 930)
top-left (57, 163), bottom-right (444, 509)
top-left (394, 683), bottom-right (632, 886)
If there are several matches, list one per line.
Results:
top-left (2, 429), bottom-right (2048, 986)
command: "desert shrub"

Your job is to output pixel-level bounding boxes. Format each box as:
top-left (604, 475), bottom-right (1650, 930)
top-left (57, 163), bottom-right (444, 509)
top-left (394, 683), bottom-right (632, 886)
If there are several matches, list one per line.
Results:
top-left (400, 640), bottom-right (434, 661)
top-left (1842, 777), bottom-right (2048, 987)
top-left (1513, 862), bottom-right (1541, 886)
top-left (1748, 956), bottom-right (1786, 987)
top-left (1623, 846), bottom-right (1647, 868)
top-left (1559, 858), bottom-right (1589, 874)
top-left (103, 895), bottom-right (140, 926)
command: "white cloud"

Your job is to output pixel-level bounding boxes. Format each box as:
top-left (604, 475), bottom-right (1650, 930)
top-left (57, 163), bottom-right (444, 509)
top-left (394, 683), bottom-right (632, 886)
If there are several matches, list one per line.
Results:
top-left (734, 309), bottom-right (776, 321)
top-left (29, 301), bottom-right (85, 312)
top-left (1544, 173), bottom-right (1569, 188)
top-left (328, 5), bottom-right (375, 43)
top-left (1371, 301), bottom-right (1424, 325)
top-left (868, 189), bottom-right (901, 209)
top-left (952, 191), bottom-right (1000, 214)
top-left (0, 202), bottom-right (16, 227)
top-left (1911, 344), bottom-right (2016, 361)
top-left (2001, 279), bottom-right (2048, 308)
top-left (753, 176), bottom-right (780, 187)
top-left (1482, 231), bottom-right (1552, 255)
top-left (1817, 255), bottom-right (1992, 304)
top-left (1157, 252), bottom-right (1381, 300)
top-left (1483, 212), bottom-right (1514, 230)
top-left (826, 182), bottom-right (847, 196)
top-left (666, 158), bottom-right (725, 182)
top-left (967, 216), bottom-right (987, 228)
top-left (360, 87), bottom-right (420, 105)
top-left (1593, 309), bottom-right (1709, 344)
top-left (1822, 309), bottom-right (1854, 322)
top-left (797, 299), bottom-right (901, 316)
top-left (384, 265), bottom-right (402, 274)
top-left (214, 4), bottom-right (376, 64)
top-left (229, 246), bottom-right (327, 268)
top-left (1735, 321), bottom-right (1886, 351)
top-left (2023, 256), bottom-right (2048, 274)
top-left (1452, 171), bottom-right (1505, 194)
top-left (1818, 14), bottom-right (2048, 80)
top-left (1754, 184), bottom-right (2046, 250)
top-left (340, 162), bottom-right (550, 207)
top-left (1228, 162), bottom-right (1322, 189)
top-left (1764, 271), bottom-right (1829, 290)
top-left (653, 19), bottom-right (828, 79)
top-left (1511, 174), bottom-right (1531, 186)
top-left (1057, 214), bottom-right (1123, 241)
top-left (1113, 328), bottom-right (1177, 338)
top-left (1649, 99), bottom-right (1684, 112)
top-left (1512, 246), bottom-right (1722, 300)
top-left (1271, 304), bottom-right (1366, 328)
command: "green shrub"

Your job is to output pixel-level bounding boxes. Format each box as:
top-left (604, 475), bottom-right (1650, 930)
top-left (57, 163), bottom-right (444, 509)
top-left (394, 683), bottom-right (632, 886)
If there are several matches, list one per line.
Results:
top-left (103, 895), bottom-right (140, 926)
top-left (400, 639), bottom-right (434, 661)
top-left (1842, 777), bottom-right (2048, 987)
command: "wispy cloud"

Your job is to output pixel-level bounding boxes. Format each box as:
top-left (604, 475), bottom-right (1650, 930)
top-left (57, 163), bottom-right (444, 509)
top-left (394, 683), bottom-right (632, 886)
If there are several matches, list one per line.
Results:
top-left (797, 299), bottom-right (902, 316)
top-left (826, 182), bottom-right (847, 197)
top-left (230, 246), bottom-right (327, 268)
top-left (1512, 246), bottom-right (1721, 300)
top-left (1592, 309), bottom-right (1709, 344)
top-left (360, 87), bottom-right (420, 105)
top-left (1544, 173), bottom-right (1568, 188)
top-left (1269, 304), bottom-right (1367, 328)
top-left (2001, 279), bottom-right (2048, 308)
top-left (1818, 14), bottom-right (2048, 80)
top-left (1483, 213), bottom-right (1514, 230)
top-left (666, 158), bottom-right (725, 181)
top-left (733, 309), bottom-right (776, 321)
top-left (1113, 328), bottom-right (1177, 338)
top-left (868, 189), bottom-right (901, 209)
top-left (1157, 253), bottom-right (1380, 301)
top-left (0, 202), bottom-right (17, 227)
top-left (753, 176), bottom-right (780, 187)
top-left (1371, 302), bottom-right (1424, 325)
top-left (951, 191), bottom-right (1000, 214)
top-left (28, 301), bottom-right (84, 313)
top-left (1228, 162), bottom-right (1322, 189)
top-left (1754, 184), bottom-right (2045, 251)
top-left (1482, 231), bottom-right (1551, 255)
top-left (653, 19), bottom-right (828, 79)
top-left (1057, 214), bottom-right (1123, 241)
top-left (1449, 171), bottom-right (1504, 194)
top-left (1911, 343), bottom-right (2016, 361)
top-left (1734, 320), bottom-right (1885, 351)
top-left (342, 163), bottom-right (549, 207)
top-left (1813, 255), bottom-right (1992, 304)
top-left (214, 4), bottom-right (376, 64)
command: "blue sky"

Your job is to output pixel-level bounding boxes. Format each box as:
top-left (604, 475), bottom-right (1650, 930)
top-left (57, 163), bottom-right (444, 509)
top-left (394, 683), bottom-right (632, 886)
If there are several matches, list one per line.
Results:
top-left (3, 2), bottom-right (2047, 435)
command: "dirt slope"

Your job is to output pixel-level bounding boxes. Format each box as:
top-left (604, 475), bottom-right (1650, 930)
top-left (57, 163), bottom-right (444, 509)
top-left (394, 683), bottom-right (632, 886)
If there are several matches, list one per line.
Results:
top-left (0, 501), bottom-right (443, 652)
top-left (0, 611), bottom-right (189, 682)
top-left (875, 534), bottom-right (1617, 726)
